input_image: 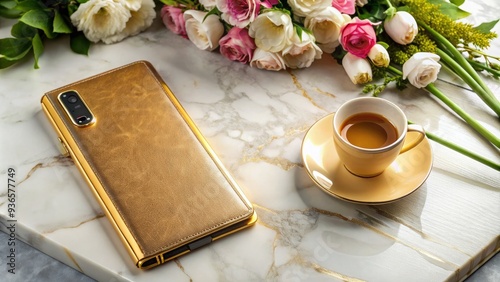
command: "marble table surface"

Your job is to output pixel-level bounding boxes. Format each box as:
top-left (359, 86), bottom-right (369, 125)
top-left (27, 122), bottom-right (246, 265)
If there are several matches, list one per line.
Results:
top-left (1, 0), bottom-right (499, 281)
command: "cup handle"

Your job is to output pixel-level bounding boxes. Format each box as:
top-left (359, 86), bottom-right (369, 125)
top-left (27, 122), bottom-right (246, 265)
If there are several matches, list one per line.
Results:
top-left (400, 124), bottom-right (426, 154)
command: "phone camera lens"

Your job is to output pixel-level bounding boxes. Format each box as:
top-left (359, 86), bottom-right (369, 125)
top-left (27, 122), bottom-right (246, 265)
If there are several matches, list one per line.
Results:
top-left (68, 95), bottom-right (78, 103)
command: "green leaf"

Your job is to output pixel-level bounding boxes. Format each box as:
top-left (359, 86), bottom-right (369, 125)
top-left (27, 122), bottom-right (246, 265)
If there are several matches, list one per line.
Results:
top-left (377, 41), bottom-right (389, 49)
top-left (32, 32), bottom-right (43, 69)
top-left (0, 37), bottom-right (32, 60)
top-left (68, 3), bottom-right (78, 15)
top-left (0, 0), bottom-right (17, 9)
top-left (19, 9), bottom-right (55, 38)
top-left (11, 21), bottom-right (37, 38)
top-left (53, 9), bottom-right (72, 33)
top-left (428, 0), bottom-right (470, 20)
top-left (15, 0), bottom-right (46, 12)
top-left (0, 57), bottom-right (20, 68)
top-left (474, 19), bottom-right (499, 34)
top-left (449, 0), bottom-right (465, 6)
top-left (70, 32), bottom-right (90, 55)
top-left (0, 6), bottom-right (21, 18)
top-left (203, 7), bottom-right (220, 22)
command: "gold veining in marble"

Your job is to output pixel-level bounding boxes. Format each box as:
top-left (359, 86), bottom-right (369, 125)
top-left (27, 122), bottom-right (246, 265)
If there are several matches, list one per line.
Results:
top-left (242, 155), bottom-right (303, 170)
top-left (241, 126), bottom-right (310, 170)
top-left (287, 70), bottom-right (326, 111)
top-left (64, 248), bottom-right (84, 273)
top-left (174, 258), bottom-right (192, 280)
top-left (42, 214), bottom-right (106, 235)
top-left (313, 87), bottom-right (336, 99)
top-left (233, 202), bottom-right (461, 273)
top-left (17, 155), bottom-right (73, 185)
top-left (305, 258), bottom-right (366, 282)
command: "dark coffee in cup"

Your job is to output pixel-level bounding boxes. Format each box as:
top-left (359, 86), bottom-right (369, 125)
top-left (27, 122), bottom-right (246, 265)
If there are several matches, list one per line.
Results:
top-left (340, 113), bottom-right (398, 149)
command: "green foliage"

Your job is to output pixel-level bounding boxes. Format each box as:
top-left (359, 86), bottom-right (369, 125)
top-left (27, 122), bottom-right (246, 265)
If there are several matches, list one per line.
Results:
top-left (428, 0), bottom-right (470, 20)
top-left (401, 0), bottom-right (497, 48)
top-left (70, 31), bottom-right (90, 55)
top-left (0, 0), bottom-right (21, 18)
top-left (362, 74), bottom-right (407, 97)
top-left (0, 0), bottom-right (90, 69)
top-left (475, 20), bottom-right (499, 34)
top-left (356, 0), bottom-right (388, 22)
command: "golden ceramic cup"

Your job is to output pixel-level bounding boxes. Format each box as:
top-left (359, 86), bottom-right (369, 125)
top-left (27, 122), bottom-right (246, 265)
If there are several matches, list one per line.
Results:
top-left (333, 97), bottom-right (425, 177)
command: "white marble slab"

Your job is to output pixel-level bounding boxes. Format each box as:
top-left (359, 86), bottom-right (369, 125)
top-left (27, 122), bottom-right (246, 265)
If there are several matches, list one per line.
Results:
top-left (1, 0), bottom-right (499, 281)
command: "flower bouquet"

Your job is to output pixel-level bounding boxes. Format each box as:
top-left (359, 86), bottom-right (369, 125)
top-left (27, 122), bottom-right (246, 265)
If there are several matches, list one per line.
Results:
top-left (0, 0), bottom-right (498, 170)
top-left (159, 0), bottom-right (499, 169)
top-left (0, 0), bottom-right (157, 68)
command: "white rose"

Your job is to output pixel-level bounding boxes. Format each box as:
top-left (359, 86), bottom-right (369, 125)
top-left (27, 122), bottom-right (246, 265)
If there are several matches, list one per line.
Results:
top-left (282, 32), bottom-right (322, 69)
top-left (384, 11), bottom-right (418, 45)
top-left (368, 44), bottom-right (390, 67)
top-left (342, 52), bottom-right (372, 84)
top-left (70, 0), bottom-right (132, 43)
top-left (304, 7), bottom-right (345, 53)
top-left (287, 0), bottom-right (332, 18)
top-left (103, 0), bottom-right (156, 44)
top-left (250, 48), bottom-right (286, 71)
top-left (183, 10), bottom-right (224, 51)
top-left (403, 52), bottom-right (441, 88)
top-left (122, 0), bottom-right (142, 11)
top-left (248, 11), bottom-right (294, 53)
top-left (199, 0), bottom-right (217, 9)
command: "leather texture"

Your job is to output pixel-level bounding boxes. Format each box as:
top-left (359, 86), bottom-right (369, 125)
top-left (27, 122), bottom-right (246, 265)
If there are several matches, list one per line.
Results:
top-left (41, 61), bottom-right (254, 266)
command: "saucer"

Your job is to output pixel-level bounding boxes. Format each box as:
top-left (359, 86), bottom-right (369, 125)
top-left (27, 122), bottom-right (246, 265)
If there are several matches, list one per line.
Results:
top-left (301, 113), bottom-right (433, 205)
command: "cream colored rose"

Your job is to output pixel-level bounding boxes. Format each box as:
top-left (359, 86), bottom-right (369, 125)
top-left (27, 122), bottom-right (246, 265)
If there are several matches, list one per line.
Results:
top-left (304, 7), bottom-right (346, 53)
top-left (342, 52), bottom-right (372, 84)
top-left (199, 0), bottom-right (217, 9)
top-left (184, 10), bottom-right (224, 51)
top-left (287, 0), bottom-right (332, 18)
top-left (384, 11), bottom-right (418, 45)
top-left (368, 44), bottom-right (390, 67)
top-left (248, 11), bottom-right (294, 53)
top-left (70, 0), bottom-right (132, 43)
top-left (250, 48), bottom-right (286, 71)
top-left (103, 0), bottom-right (156, 44)
top-left (403, 52), bottom-right (441, 88)
top-left (282, 31), bottom-right (322, 69)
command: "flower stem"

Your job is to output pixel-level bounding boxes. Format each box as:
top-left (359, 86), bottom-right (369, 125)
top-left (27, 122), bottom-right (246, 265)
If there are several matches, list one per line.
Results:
top-left (426, 83), bottom-right (500, 148)
top-left (466, 59), bottom-right (500, 77)
top-left (387, 65), bottom-right (500, 148)
top-left (436, 48), bottom-right (500, 116)
top-left (408, 121), bottom-right (500, 171)
top-left (418, 21), bottom-right (500, 117)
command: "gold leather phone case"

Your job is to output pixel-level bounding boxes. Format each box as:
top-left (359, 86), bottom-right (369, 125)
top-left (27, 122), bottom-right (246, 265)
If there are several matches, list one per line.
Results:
top-left (40, 61), bottom-right (257, 269)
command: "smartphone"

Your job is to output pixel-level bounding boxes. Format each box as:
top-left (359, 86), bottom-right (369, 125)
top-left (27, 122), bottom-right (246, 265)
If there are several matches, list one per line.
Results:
top-left (40, 61), bottom-right (257, 269)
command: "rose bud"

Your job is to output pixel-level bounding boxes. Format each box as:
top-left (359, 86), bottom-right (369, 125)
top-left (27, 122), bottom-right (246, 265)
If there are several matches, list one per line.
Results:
top-left (342, 52), bottom-right (372, 84)
top-left (384, 11), bottom-right (418, 45)
top-left (368, 44), bottom-right (390, 67)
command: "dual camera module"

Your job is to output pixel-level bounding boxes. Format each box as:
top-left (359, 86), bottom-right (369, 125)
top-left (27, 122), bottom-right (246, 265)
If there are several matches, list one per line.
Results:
top-left (59, 91), bottom-right (95, 126)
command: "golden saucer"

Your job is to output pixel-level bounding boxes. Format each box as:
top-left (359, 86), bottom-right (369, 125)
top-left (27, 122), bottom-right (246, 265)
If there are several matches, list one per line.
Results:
top-left (301, 113), bottom-right (433, 205)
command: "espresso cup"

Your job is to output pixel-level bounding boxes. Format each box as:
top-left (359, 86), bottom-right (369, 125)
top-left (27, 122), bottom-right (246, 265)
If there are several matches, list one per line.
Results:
top-left (332, 97), bottom-right (425, 177)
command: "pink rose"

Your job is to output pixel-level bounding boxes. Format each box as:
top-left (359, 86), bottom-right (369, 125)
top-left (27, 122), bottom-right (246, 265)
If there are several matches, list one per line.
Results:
top-left (332, 0), bottom-right (356, 15)
top-left (219, 27), bottom-right (256, 64)
top-left (161, 5), bottom-right (187, 38)
top-left (261, 0), bottom-right (279, 8)
top-left (340, 17), bottom-right (376, 58)
top-left (216, 0), bottom-right (260, 28)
